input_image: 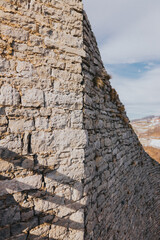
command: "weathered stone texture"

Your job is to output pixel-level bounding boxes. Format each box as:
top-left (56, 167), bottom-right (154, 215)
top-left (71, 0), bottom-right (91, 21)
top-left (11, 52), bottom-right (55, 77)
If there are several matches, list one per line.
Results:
top-left (0, 0), bottom-right (159, 240)
top-left (82, 11), bottom-right (160, 240)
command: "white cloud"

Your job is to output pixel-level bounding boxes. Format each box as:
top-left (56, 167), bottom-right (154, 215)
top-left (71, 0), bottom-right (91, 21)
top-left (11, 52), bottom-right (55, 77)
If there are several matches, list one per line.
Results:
top-left (83, 0), bottom-right (160, 64)
top-left (111, 66), bottom-right (160, 119)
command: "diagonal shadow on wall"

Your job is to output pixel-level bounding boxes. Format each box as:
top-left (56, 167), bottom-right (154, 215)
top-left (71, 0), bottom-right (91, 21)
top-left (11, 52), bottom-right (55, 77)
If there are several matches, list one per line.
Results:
top-left (0, 147), bottom-right (85, 240)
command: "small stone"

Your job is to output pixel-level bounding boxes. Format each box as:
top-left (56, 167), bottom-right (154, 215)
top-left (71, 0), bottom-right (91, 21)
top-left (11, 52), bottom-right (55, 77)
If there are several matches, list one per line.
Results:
top-left (0, 175), bottom-right (42, 196)
top-left (21, 88), bottom-right (44, 107)
top-left (49, 225), bottom-right (67, 239)
top-left (29, 224), bottom-right (50, 237)
top-left (9, 119), bottom-right (35, 133)
top-left (11, 218), bottom-right (38, 236)
top-left (35, 117), bottom-right (49, 130)
top-left (21, 210), bottom-right (34, 221)
top-left (0, 206), bottom-right (20, 227)
top-left (0, 84), bottom-right (20, 106)
top-left (31, 131), bottom-right (54, 153)
top-left (0, 226), bottom-right (10, 239)
top-left (0, 116), bottom-right (8, 126)
top-left (71, 110), bottom-right (83, 128)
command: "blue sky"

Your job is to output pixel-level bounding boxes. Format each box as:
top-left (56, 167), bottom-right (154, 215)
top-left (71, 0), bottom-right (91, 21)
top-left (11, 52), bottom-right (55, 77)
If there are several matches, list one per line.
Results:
top-left (83, 0), bottom-right (160, 120)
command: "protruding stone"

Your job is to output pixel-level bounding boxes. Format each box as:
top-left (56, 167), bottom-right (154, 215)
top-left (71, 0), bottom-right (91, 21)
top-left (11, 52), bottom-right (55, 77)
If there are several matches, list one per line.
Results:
top-left (0, 175), bottom-right (42, 196)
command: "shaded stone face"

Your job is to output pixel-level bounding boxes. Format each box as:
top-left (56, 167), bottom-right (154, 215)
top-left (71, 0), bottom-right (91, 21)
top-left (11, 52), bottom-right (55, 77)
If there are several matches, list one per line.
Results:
top-left (0, 0), bottom-right (160, 240)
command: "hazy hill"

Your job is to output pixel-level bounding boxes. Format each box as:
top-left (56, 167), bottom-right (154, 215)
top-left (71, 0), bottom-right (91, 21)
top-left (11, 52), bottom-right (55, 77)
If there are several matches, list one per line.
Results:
top-left (131, 116), bottom-right (160, 163)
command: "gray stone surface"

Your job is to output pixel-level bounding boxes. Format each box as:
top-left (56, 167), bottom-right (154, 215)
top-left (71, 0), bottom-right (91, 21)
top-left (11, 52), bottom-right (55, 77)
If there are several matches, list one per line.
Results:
top-left (0, 1), bottom-right (159, 240)
top-left (0, 175), bottom-right (42, 196)
top-left (0, 84), bottom-right (20, 106)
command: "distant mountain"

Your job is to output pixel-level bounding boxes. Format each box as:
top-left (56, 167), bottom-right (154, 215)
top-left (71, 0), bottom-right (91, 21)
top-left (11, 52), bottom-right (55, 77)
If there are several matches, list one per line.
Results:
top-left (131, 115), bottom-right (160, 163)
top-left (131, 115), bottom-right (156, 122)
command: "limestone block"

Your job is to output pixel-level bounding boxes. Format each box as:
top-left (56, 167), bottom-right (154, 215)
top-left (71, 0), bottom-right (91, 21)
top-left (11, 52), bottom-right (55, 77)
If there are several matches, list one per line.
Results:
top-left (40, 107), bottom-right (52, 117)
top-left (0, 226), bottom-right (10, 239)
top-left (5, 107), bottom-right (40, 118)
top-left (21, 210), bottom-right (34, 221)
top-left (29, 224), bottom-right (50, 237)
top-left (0, 58), bottom-right (10, 72)
top-left (35, 117), bottom-right (49, 130)
top-left (34, 197), bottom-right (58, 214)
top-left (49, 114), bottom-right (67, 129)
top-left (9, 119), bottom-right (35, 133)
top-left (45, 92), bottom-right (83, 109)
top-left (71, 182), bottom-right (83, 201)
top-left (67, 230), bottom-right (84, 240)
top-left (71, 149), bottom-right (85, 160)
top-left (21, 156), bottom-right (34, 170)
top-left (13, 192), bottom-right (26, 203)
top-left (22, 88), bottom-right (44, 107)
top-left (49, 225), bottom-right (67, 240)
top-left (44, 34), bottom-right (58, 48)
top-left (0, 175), bottom-right (42, 196)
top-left (0, 84), bottom-right (20, 106)
top-left (54, 129), bottom-right (88, 150)
top-left (11, 218), bottom-right (38, 236)
top-left (16, 61), bottom-right (33, 77)
top-left (1, 24), bottom-right (29, 41)
top-left (56, 160), bottom-right (84, 181)
top-left (69, 210), bottom-right (84, 223)
top-left (0, 159), bottom-right (14, 172)
top-left (71, 110), bottom-right (83, 128)
top-left (57, 205), bottom-right (75, 218)
top-left (0, 206), bottom-right (20, 227)
top-left (0, 134), bottom-right (22, 154)
top-left (31, 131), bottom-right (54, 153)
top-left (0, 116), bottom-right (8, 126)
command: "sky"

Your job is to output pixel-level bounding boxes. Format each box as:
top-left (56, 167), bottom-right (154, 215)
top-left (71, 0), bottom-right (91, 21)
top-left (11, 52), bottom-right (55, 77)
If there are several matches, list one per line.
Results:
top-left (83, 0), bottom-right (160, 120)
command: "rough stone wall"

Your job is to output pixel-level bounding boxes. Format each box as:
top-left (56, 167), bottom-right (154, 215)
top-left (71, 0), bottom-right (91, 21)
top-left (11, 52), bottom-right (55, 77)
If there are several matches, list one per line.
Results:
top-left (0, 1), bottom-right (86, 239)
top-left (82, 11), bottom-right (160, 240)
top-left (0, 1), bottom-right (160, 240)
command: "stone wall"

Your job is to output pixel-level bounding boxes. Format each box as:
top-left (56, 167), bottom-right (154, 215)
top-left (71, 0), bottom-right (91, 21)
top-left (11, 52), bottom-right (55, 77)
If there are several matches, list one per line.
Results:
top-left (82, 11), bottom-right (160, 240)
top-left (0, 1), bottom-right (86, 239)
top-left (0, 1), bottom-right (160, 240)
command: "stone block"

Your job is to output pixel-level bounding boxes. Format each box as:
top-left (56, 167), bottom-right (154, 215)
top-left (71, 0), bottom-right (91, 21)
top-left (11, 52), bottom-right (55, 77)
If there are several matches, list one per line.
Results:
top-left (0, 206), bottom-right (20, 227)
top-left (29, 224), bottom-right (50, 237)
top-left (0, 134), bottom-right (22, 154)
top-left (0, 175), bottom-right (42, 196)
top-left (21, 210), bottom-right (34, 221)
top-left (49, 114), bottom-right (67, 129)
top-left (71, 110), bottom-right (83, 128)
top-left (45, 92), bottom-right (83, 109)
top-left (31, 131), bottom-right (54, 153)
top-left (34, 197), bottom-right (58, 214)
top-left (0, 116), bottom-right (8, 126)
top-left (11, 218), bottom-right (38, 236)
top-left (67, 230), bottom-right (84, 240)
top-left (9, 233), bottom-right (27, 240)
top-left (44, 35), bottom-right (58, 48)
top-left (0, 159), bottom-right (14, 172)
top-left (1, 24), bottom-right (29, 41)
top-left (0, 57), bottom-right (10, 72)
top-left (0, 84), bottom-right (20, 106)
top-left (54, 129), bottom-right (88, 150)
top-left (9, 119), bottom-right (35, 133)
top-left (69, 210), bottom-right (84, 227)
top-left (22, 88), bottom-right (44, 107)
top-left (0, 226), bottom-right (10, 239)
top-left (49, 225), bottom-right (67, 239)
top-left (16, 61), bottom-right (33, 74)
top-left (35, 117), bottom-right (49, 130)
